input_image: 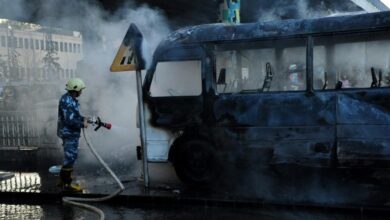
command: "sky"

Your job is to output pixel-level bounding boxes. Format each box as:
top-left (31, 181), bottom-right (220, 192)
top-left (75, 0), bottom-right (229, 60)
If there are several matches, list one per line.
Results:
top-left (382, 0), bottom-right (390, 7)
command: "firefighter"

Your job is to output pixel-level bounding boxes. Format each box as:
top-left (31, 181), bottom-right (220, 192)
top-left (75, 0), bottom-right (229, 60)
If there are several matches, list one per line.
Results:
top-left (57, 78), bottom-right (88, 192)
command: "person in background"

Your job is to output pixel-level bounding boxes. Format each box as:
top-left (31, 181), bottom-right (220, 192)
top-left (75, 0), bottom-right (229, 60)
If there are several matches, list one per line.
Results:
top-left (340, 74), bottom-right (351, 88)
top-left (286, 63), bottom-right (305, 91)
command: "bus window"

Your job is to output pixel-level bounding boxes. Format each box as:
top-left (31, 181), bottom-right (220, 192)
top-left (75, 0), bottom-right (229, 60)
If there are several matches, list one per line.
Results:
top-left (314, 32), bottom-right (390, 90)
top-left (215, 39), bottom-right (307, 93)
top-left (150, 60), bottom-right (202, 97)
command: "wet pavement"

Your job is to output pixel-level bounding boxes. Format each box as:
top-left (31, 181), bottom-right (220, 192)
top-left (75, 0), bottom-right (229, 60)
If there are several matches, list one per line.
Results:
top-left (2, 202), bottom-right (390, 220)
top-left (1, 168), bottom-right (390, 219)
top-left (1, 148), bottom-right (390, 219)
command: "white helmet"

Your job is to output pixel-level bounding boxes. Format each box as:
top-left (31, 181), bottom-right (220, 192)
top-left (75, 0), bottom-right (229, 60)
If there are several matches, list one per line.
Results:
top-left (66, 78), bottom-right (86, 92)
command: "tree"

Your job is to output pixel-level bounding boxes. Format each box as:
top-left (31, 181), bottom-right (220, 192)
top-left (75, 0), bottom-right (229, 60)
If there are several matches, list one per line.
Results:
top-left (6, 24), bottom-right (20, 82)
top-left (42, 28), bottom-right (61, 81)
top-left (0, 55), bottom-right (7, 82)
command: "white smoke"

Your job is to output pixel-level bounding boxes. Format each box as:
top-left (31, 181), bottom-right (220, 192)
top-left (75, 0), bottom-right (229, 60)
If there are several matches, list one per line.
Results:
top-left (257, 0), bottom-right (341, 22)
top-left (0, 0), bottom-right (171, 178)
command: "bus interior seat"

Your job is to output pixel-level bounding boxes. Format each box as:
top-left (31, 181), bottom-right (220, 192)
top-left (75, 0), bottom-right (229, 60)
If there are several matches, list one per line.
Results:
top-left (370, 67), bottom-right (382, 88)
top-left (322, 72), bottom-right (328, 90)
top-left (335, 81), bottom-right (343, 90)
top-left (262, 62), bottom-right (273, 92)
top-left (217, 68), bottom-right (227, 92)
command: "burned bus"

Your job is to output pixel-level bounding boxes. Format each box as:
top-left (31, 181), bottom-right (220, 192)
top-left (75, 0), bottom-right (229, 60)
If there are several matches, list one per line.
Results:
top-left (140, 11), bottom-right (390, 186)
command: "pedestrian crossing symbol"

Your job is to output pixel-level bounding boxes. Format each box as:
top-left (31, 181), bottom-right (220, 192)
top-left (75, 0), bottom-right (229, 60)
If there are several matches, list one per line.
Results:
top-left (110, 23), bottom-right (145, 72)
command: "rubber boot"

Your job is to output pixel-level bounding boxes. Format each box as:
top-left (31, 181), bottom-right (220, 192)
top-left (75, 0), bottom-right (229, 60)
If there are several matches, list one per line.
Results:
top-left (58, 167), bottom-right (83, 193)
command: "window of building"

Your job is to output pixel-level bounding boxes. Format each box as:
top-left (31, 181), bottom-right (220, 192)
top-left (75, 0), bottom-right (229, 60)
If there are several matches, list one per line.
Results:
top-left (1, 36), bottom-right (5, 47)
top-left (20, 67), bottom-right (25, 80)
top-left (215, 39), bottom-right (307, 93)
top-left (313, 31), bottom-right (390, 90)
top-left (26, 68), bottom-right (31, 81)
top-left (54, 41), bottom-right (58, 51)
top-left (44, 69), bottom-right (49, 80)
top-left (73, 43), bottom-right (76, 53)
top-left (11, 37), bottom-right (17, 48)
top-left (69, 43), bottom-right (73, 53)
top-left (60, 42), bottom-right (63, 52)
top-left (30, 39), bottom-right (34, 49)
top-left (18, 38), bottom-right (23, 48)
top-left (39, 68), bottom-right (43, 80)
top-left (64, 43), bottom-right (68, 52)
top-left (35, 40), bottom-right (39, 49)
top-left (40, 40), bottom-right (44, 50)
top-left (150, 60), bottom-right (202, 97)
top-left (46, 40), bottom-right (50, 50)
top-left (7, 36), bottom-right (11, 47)
top-left (24, 38), bottom-right (29, 49)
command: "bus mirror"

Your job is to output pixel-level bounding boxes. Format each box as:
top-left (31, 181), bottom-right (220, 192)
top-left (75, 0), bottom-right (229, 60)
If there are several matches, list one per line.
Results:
top-left (217, 68), bottom-right (226, 85)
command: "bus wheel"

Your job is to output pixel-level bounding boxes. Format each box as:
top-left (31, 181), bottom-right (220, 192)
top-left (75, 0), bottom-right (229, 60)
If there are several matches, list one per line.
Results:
top-left (173, 139), bottom-right (220, 186)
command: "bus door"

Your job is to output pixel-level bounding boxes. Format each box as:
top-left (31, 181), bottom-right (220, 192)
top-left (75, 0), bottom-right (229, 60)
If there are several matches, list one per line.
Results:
top-left (144, 47), bottom-right (205, 162)
top-left (313, 32), bottom-right (390, 169)
top-left (213, 39), bottom-right (336, 168)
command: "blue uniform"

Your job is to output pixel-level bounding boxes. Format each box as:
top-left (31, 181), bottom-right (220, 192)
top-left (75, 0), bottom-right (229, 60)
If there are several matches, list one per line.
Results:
top-left (57, 92), bottom-right (84, 167)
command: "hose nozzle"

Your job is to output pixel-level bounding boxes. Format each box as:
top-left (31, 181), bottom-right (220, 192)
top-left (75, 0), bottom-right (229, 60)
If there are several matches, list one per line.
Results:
top-left (87, 117), bottom-right (112, 131)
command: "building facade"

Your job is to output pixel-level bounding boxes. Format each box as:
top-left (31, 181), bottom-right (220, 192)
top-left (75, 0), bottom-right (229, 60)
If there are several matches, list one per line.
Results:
top-left (0, 19), bottom-right (83, 84)
top-left (0, 20), bottom-right (84, 149)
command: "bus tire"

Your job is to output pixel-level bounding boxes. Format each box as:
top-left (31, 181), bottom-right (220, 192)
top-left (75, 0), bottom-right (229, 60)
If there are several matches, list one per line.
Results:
top-left (173, 139), bottom-right (220, 186)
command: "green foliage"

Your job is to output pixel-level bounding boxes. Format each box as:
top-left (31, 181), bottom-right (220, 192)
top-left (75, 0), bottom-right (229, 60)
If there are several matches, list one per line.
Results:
top-left (42, 31), bottom-right (62, 79)
top-left (0, 55), bottom-right (7, 77)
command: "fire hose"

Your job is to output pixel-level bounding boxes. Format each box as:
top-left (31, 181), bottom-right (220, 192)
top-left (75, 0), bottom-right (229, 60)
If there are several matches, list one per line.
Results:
top-left (62, 118), bottom-right (124, 220)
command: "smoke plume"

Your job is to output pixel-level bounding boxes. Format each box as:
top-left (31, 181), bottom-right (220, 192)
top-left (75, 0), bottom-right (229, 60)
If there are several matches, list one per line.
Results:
top-left (0, 0), bottom-right (171, 178)
top-left (256, 0), bottom-right (349, 22)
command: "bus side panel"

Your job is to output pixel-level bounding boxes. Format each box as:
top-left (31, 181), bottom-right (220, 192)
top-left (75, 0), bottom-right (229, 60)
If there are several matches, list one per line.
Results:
top-left (211, 92), bottom-right (336, 167)
top-left (337, 89), bottom-right (390, 168)
top-left (211, 126), bottom-right (335, 167)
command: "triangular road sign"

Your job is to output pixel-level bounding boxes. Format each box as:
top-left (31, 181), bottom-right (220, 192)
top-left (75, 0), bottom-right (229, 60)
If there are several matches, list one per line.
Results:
top-left (110, 23), bottom-right (145, 72)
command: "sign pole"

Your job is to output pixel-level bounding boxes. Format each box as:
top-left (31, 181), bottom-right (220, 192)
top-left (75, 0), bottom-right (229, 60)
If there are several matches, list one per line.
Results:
top-left (135, 69), bottom-right (149, 188)
top-left (110, 23), bottom-right (149, 188)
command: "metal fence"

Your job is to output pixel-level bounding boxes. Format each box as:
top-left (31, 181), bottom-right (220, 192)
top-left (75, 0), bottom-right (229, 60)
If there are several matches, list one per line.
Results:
top-left (0, 172), bottom-right (41, 193)
top-left (0, 111), bottom-right (39, 149)
top-left (0, 203), bottom-right (43, 219)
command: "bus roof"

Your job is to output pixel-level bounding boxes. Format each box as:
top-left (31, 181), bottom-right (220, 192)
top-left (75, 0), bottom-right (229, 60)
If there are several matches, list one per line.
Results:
top-left (157, 11), bottom-right (390, 51)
